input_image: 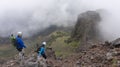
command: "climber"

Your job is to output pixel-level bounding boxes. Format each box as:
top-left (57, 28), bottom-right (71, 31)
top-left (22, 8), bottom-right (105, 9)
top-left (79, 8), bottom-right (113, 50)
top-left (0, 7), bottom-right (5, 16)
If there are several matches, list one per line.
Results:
top-left (38, 41), bottom-right (47, 59)
top-left (16, 32), bottom-right (26, 60)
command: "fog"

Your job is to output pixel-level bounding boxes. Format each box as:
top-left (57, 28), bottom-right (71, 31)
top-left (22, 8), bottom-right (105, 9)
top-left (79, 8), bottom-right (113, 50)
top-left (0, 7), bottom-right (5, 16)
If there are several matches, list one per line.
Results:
top-left (0, 0), bottom-right (120, 40)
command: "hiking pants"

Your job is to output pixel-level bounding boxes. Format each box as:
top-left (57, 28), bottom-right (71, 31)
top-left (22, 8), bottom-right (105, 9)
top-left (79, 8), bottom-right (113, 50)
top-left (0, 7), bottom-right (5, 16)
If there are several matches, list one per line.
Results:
top-left (42, 54), bottom-right (47, 59)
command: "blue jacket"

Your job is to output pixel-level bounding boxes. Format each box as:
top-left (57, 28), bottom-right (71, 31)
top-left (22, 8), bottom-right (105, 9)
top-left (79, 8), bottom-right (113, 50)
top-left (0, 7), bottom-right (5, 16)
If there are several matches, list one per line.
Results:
top-left (38, 47), bottom-right (45, 56)
top-left (16, 36), bottom-right (26, 49)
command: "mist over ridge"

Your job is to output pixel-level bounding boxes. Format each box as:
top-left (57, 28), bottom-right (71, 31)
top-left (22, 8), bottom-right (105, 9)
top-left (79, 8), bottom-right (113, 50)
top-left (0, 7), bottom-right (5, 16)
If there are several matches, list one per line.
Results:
top-left (0, 0), bottom-right (120, 41)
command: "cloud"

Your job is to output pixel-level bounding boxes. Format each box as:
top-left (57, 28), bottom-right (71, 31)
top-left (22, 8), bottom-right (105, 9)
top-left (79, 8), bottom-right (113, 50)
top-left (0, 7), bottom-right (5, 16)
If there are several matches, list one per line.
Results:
top-left (0, 0), bottom-right (79, 37)
top-left (0, 0), bottom-right (120, 40)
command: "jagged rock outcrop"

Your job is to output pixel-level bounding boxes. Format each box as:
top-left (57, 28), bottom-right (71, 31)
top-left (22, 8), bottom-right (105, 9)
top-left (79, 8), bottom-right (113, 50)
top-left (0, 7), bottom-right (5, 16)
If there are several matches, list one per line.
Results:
top-left (71, 11), bottom-right (101, 42)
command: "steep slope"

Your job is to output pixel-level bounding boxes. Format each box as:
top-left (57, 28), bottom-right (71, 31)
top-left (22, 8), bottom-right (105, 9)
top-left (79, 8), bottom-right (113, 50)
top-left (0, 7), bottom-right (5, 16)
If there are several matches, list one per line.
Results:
top-left (1, 10), bottom-right (120, 67)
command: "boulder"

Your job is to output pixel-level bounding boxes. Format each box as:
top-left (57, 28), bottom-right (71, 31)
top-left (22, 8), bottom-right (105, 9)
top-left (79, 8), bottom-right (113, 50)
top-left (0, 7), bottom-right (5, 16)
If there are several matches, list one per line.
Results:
top-left (111, 38), bottom-right (120, 48)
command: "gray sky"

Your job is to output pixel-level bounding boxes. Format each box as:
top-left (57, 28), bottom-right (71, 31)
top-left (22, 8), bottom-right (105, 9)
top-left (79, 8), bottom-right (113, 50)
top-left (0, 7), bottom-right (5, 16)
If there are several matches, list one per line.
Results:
top-left (0, 0), bottom-right (120, 40)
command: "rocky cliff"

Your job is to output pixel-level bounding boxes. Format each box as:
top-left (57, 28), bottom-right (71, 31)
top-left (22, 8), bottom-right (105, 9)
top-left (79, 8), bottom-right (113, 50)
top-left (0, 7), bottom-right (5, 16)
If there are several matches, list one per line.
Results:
top-left (71, 11), bottom-right (101, 42)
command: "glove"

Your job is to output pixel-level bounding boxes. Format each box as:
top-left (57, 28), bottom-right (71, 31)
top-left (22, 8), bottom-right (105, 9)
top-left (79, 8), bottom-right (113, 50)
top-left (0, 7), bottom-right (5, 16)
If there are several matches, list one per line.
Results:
top-left (24, 45), bottom-right (27, 48)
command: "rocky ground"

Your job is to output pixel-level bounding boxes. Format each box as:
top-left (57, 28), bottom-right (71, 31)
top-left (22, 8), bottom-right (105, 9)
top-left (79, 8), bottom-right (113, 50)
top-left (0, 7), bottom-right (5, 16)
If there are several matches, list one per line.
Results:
top-left (1, 39), bottom-right (120, 67)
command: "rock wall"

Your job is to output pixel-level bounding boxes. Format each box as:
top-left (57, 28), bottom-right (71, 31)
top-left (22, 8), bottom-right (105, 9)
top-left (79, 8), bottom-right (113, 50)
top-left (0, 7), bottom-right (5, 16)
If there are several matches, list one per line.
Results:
top-left (71, 11), bottom-right (101, 42)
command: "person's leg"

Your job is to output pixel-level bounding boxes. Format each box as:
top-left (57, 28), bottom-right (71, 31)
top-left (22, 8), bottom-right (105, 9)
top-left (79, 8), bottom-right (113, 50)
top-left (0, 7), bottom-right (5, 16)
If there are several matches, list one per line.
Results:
top-left (42, 54), bottom-right (47, 59)
top-left (21, 49), bottom-right (25, 60)
top-left (17, 48), bottom-right (25, 66)
top-left (17, 48), bottom-right (23, 60)
top-left (42, 54), bottom-right (48, 65)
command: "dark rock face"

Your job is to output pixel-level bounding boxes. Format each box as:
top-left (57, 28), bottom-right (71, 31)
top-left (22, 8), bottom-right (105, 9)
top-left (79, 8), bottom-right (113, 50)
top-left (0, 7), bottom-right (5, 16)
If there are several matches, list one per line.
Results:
top-left (111, 38), bottom-right (120, 48)
top-left (71, 11), bottom-right (101, 42)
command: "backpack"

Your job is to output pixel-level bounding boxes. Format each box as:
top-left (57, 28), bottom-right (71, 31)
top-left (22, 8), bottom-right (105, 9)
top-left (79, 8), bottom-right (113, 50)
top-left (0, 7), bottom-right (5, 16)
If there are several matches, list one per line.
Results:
top-left (35, 45), bottom-right (43, 53)
top-left (10, 35), bottom-right (17, 47)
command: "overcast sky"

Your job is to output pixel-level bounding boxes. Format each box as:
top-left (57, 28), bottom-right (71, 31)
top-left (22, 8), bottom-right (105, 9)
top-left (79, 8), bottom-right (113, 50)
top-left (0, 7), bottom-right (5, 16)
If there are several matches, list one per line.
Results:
top-left (0, 0), bottom-right (120, 40)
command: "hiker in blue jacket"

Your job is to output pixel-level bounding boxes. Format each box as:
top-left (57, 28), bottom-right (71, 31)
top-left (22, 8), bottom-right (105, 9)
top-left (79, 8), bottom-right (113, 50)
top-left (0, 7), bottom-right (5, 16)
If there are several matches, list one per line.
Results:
top-left (16, 32), bottom-right (26, 60)
top-left (38, 42), bottom-right (47, 59)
